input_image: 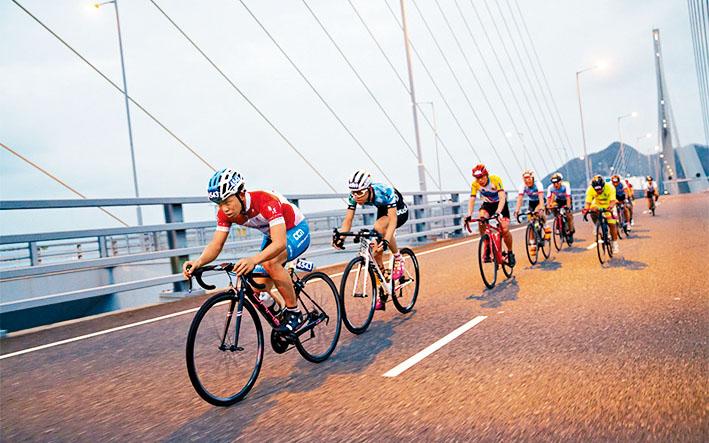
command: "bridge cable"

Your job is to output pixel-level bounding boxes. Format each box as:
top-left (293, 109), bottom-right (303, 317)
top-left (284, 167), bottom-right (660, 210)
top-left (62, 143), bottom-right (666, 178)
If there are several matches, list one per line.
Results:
top-left (463, 0), bottom-right (557, 176)
top-left (408, 0), bottom-right (515, 185)
top-left (147, 0), bottom-right (340, 193)
top-left (511, 0), bottom-right (580, 160)
top-left (688, 0), bottom-right (709, 144)
top-left (383, 1), bottom-right (486, 171)
top-left (10, 0), bottom-right (217, 173)
top-left (432, 0), bottom-right (535, 177)
top-left (348, 0), bottom-right (470, 187)
top-left (502, 0), bottom-right (573, 166)
top-left (487, 0), bottom-right (565, 171)
top-left (0, 141), bottom-right (130, 227)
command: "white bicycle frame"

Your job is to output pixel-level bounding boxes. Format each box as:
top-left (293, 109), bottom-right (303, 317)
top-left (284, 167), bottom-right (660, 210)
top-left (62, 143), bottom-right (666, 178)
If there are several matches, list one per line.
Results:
top-left (349, 236), bottom-right (414, 299)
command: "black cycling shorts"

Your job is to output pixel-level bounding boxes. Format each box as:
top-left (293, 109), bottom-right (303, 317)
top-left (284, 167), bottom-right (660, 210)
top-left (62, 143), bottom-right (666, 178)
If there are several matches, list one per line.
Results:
top-left (528, 200), bottom-right (543, 213)
top-left (376, 189), bottom-right (409, 228)
top-left (617, 194), bottom-right (626, 202)
top-left (480, 201), bottom-right (510, 220)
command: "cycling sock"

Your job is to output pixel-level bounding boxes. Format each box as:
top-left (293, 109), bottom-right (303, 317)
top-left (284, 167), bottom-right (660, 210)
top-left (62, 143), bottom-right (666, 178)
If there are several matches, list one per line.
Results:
top-left (286, 307), bottom-right (300, 313)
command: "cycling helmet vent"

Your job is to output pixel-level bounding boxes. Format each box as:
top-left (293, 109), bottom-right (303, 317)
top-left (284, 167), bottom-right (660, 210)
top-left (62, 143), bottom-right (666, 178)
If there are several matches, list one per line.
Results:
top-left (472, 164), bottom-right (488, 178)
top-left (207, 169), bottom-right (245, 203)
top-left (348, 170), bottom-right (372, 191)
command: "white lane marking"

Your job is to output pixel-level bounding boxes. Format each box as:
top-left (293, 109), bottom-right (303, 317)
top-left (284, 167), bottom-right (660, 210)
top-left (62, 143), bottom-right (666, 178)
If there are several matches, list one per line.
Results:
top-left (1, 225), bottom-right (526, 359)
top-left (382, 316), bottom-right (487, 377)
top-left (0, 308), bottom-right (200, 360)
top-left (586, 242), bottom-right (597, 250)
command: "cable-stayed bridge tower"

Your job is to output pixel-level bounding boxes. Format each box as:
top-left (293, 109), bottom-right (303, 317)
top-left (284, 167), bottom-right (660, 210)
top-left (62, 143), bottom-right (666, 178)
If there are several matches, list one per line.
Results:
top-left (652, 29), bottom-right (680, 194)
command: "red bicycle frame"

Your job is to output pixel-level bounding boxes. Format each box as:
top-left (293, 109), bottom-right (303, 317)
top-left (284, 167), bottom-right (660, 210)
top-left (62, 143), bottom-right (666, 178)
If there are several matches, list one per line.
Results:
top-left (465, 215), bottom-right (504, 264)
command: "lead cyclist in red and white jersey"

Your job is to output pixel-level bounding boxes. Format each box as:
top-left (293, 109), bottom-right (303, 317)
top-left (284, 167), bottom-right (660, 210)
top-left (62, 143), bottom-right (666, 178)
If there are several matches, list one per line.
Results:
top-left (183, 169), bottom-right (310, 332)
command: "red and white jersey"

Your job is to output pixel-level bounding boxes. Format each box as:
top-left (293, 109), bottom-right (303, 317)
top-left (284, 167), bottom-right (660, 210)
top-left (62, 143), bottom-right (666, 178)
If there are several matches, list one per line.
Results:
top-left (216, 190), bottom-right (304, 236)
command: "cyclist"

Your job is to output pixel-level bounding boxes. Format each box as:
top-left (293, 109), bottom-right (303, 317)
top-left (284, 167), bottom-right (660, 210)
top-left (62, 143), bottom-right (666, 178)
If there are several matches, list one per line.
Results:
top-left (465, 164), bottom-right (516, 267)
top-left (332, 170), bottom-right (409, 310)
top-left (182, 169), bottom-right (310, 332)
top-left (583, 175), bottom-right (619, 254)
top-left (545, 172), bottom-right (575, 242)
top-left (611, 175), bottom-right (631, 232)
top-left (624, 179), bottom-right (635, 225)
top-left (645, 176), bottom-right (659, 210)
top-left (513, 170), bottom-right (549, 253)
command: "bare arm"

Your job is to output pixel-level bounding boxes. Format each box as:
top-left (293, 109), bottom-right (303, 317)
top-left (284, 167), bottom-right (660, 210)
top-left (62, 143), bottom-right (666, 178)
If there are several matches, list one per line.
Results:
top-left (183, 230), bottom-right (229, 278)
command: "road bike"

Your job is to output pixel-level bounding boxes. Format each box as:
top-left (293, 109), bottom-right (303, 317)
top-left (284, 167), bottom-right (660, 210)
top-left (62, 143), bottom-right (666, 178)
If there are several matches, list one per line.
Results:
top-left (185, 260), bottom-right (341, 406)
top-left (333, 228), bottom-right (419, 334)
top-left (550, 206), bottom-right (573, 251)
top-left (465, 214), bottom-right (513, 289)
top-left (647, 194), bottom-right (658, 216)
top-left (616, 201), bottom-right (630, 238)
top-left (517, 210), bottom-right (550, 265)
top-left (584, 208), bottom-right (614, 264)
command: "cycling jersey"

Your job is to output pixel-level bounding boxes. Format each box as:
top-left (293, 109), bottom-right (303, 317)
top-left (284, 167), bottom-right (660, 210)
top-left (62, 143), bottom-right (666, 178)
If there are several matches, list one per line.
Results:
top-left (471, 175), bottom-right (505, 203)
top-left (347, 182), bottom-right (399, 210)
top-left (645, 182), bottom-right (657, 193)
top-left (546, 181), bottom-right (571, 201)
top-left (585, 183), bottom-right (617, 208)
top-left (518, 181), bottom-right (543, 202)
top-left (216, 190), bottom-right (305, 236)
top-left (613, 182), bottom-right (627, 199)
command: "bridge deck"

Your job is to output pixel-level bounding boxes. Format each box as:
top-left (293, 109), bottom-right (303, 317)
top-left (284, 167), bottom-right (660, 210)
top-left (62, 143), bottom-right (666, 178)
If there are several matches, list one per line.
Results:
top-left (1, 193), bottom-right (707, 441)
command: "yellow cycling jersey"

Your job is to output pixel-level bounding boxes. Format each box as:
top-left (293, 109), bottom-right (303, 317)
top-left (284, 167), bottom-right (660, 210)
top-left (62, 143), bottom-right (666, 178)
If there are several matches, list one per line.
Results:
top-left (471, 175), bottom-right (504, 203)
top-left (585, 183), bottom-right (616, 208)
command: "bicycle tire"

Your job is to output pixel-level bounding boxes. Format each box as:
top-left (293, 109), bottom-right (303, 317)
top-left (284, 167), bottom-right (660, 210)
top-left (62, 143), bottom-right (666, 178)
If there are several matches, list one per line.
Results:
top-left (595, 221), bottom-right (607, 264)
top-left (186, 292), bottom-right (263, 406)
top-left (553, 216), bottom-right (564, 251)
top-left (525, 223), bottom-right (538, 265)
top-left (540, 224), bottom-right (551, 259)
top-left (339, 256), bottom-right (377, 334)
top-left (616, 209), bottom-right (624, 240)
top-left (294, 272), bottom-right (342, 363)
top-left (391, 248), bottom-right (419, 313)
top-left (501, 236), bottom-right (514, 278)
top-left (478, 233), bottom-right (497, 289)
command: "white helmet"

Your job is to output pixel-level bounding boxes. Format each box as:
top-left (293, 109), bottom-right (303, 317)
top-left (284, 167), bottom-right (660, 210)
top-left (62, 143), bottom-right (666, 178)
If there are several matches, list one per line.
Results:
top-left (348, 170), bottom-right (372, 192)
top-left (207, 168), bottom-right (245, 203)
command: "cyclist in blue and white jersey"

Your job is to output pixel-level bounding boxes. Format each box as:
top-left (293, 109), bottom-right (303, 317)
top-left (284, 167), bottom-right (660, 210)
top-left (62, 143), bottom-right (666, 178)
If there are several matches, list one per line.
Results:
top-left (545, 172), bottom-right (575, 240)
top-left (513, 170), bottom-right (546, 221)
top-left (611, 175), bottom-right (631, 231)
top-left (332, 170), bottom-right (409, 310)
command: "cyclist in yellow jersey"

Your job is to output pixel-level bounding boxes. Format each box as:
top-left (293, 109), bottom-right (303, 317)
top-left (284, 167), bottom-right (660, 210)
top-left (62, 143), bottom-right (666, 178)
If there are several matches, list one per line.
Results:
top-left (582, 175), bottom-right (620, 253)
top-left (465, 164), bottom-right (515, 267)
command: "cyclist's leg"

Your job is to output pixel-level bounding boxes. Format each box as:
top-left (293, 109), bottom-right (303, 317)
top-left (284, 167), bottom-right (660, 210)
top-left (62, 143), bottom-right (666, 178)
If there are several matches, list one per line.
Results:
top-left (261, 221), bottom-right (311, 309)
top-left (373, 214), bottom-right (390, 270)
top-left (498, 204), bottom-right (513, 249)
top-left (387, 205), bottom-right (409, 256)
top-left (478, 204), bottom-right (493, 236)
top-left (606, 209), bottom-right (619, 240)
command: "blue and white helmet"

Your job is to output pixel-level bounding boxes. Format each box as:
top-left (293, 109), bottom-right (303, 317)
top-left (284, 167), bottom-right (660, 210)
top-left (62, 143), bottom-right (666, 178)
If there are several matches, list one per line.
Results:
top-left (348, 170), bottom-right (372, 192)
top-left (207, 169), bottom-right (245, 203)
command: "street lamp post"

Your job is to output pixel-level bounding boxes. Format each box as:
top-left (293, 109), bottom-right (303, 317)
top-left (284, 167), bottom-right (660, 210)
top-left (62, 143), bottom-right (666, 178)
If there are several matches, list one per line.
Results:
top-left (636, 133), bottom-right (652, 176)
top-left (617, 111), bottom-right (638, 176)
top-left (96, 0), bottom-right (142, 226)
top-left (576, 62), bottom-right (605, 184)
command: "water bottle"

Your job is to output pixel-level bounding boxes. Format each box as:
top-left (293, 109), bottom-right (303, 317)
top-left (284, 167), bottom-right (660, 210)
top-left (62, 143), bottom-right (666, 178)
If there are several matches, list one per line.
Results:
top-left (258, 292), bottom-right (280, 315)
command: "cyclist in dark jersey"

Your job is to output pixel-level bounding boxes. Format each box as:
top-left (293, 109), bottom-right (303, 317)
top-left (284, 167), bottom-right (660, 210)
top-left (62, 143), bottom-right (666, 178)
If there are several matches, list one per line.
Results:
top-left (332, 170), bottom-right (408, 310)
top-left (611, 175), bottom-right (631, 231)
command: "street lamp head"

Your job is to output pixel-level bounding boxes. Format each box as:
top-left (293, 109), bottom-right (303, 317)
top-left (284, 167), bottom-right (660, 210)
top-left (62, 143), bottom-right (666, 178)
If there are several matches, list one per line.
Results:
top-left (595, 60), bottom-right (607, 70)
top-left (631, 111), bottom-right (638, 117)
top-left (579, 155), bottom-right (585, 160)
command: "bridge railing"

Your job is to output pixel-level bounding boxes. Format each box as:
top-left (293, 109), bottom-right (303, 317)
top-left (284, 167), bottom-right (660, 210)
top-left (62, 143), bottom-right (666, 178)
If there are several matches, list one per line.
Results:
top-left (0, 189), bottom-right (586, 320)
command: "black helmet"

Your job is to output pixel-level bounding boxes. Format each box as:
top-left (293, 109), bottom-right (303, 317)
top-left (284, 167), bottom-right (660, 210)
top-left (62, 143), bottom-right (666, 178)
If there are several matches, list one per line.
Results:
top-left (591, 175), bottom-right (605, 191)
top-left (646, 176), bottom-right (653, 182)
top-left (550, 172), bottom-right (563, 183)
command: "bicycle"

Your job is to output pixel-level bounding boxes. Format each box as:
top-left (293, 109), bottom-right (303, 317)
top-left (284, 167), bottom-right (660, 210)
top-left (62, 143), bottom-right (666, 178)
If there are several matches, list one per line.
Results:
top-left (583, 208), bottom-right (614, 264)
top-left (648, 194), bottom-right (658, 216)
top-left (185, 260), bottom-right (342, 406)
top-left (616, 201), bottom-right (629, 238)
top-left (550, 206), bottom-right (573, 251)
top-left (465, 214), bottom-right (513, 289)
top-left (516, 210), bottom-right (550, 265)
top-left (333, 228), bottom-right (419, 335)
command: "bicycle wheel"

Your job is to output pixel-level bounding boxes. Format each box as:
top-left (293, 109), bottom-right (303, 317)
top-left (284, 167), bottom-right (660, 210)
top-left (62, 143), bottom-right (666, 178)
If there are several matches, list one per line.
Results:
top-left (606, 224), bottom-right (614, 258)
top-left (391, 248), bottom-right (419, 313)
top-left (595, 222), bottom-right (607, 264)
top-left (525, 223), bottom-right (538, 265)
top-left (478, 234), bottom-right (497, 289)
top-left (553, 217), bottom-right (564, 251)
top-left (186, 292), bottom-right (263, 406)
top-left (294, 272), bottom-right (342, 363)
top-left (616, 210), bottom-right (624, 240)
top-left (539, 225), bottom-right (551, 259)
top-left (500, 237), bottom-right (514, 278)
top-left (339, 256), bottom-right (377, 334)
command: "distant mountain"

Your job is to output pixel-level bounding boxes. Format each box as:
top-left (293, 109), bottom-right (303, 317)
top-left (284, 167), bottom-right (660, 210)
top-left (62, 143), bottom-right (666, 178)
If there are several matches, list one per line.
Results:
top-left (541, 142), bottom-right (709, 189)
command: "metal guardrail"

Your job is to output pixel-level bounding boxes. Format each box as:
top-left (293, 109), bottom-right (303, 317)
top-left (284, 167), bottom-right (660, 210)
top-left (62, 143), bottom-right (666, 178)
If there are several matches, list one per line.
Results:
top-left (0, 189), bottom-right (587, 314)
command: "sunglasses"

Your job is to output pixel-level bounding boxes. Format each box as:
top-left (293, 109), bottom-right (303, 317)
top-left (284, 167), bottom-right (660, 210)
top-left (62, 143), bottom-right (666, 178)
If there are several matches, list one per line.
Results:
top-left (353, 189), bottom-right (368, 197)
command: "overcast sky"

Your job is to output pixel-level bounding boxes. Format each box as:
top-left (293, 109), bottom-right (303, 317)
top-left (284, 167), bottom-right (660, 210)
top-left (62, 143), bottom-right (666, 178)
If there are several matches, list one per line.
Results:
top-left (1, 0), bottom-right (705, 233)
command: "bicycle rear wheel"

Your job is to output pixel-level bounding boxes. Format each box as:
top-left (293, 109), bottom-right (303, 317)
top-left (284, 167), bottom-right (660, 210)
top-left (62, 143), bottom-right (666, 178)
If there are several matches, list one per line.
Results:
top-left (294, 272), bottom-right (342, 363)
top-left (391, 248), bottom-right (419, 313)
top-left (525, 223), bottom-right (538, 265)
top-left (186, 292), bottom-right (263, 406)
top-left (478, 234), bottom-right (497, 289)
top-left (595, 222), bottom-right (607, 264)
top-left (539, 225), bottom-right (551, 259)
top-left (501, 237), bottom-right (514, 278)
top-left (339, 256), bottom-right (377, 334)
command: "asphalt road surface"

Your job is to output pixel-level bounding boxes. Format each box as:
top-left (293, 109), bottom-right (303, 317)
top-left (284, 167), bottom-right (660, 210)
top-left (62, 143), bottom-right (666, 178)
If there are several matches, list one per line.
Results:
top-left (2, 193), bottom-right (707, 441)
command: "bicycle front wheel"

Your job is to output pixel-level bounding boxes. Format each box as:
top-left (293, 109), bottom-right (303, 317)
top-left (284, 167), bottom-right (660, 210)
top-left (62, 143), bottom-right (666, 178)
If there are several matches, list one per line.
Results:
top-left (478, 234), bottom-right (497, 289)
top-left (186, 292), bottom-right (263, 406)
top-left (340, 256), bottom-right (377, 334)
top-left (501, 237), bottom-right (514, 278)
top-left (294, 272), bottom-right (342, 363)
top-left (391, 248), bottom-right (420, 313)
top-left (595, 222), bottom-right (607, 264)
top-left (525, 223), bottom-right (538, 265)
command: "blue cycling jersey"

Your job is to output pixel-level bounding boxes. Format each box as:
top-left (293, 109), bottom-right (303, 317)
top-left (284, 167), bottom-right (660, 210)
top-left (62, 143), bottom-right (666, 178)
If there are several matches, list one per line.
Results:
top-left (613, 182), bottom-right (626, 198)
top-left (518, 181), bottom-right (542, 202)
top-left (347, 182), bottom-right (398, 210)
